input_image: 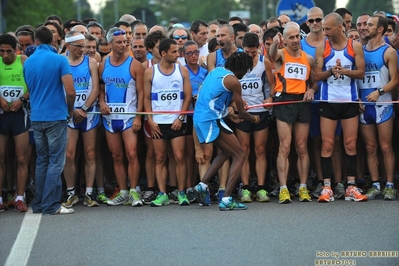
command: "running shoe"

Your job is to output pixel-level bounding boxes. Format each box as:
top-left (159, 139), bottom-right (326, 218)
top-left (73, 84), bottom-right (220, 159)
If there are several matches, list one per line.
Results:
top-left (107, 192), bottom-right (128, 206)
top-left (178, 191), bottom-right (190, 206)
top-left (54, 206), bottom-right (74, 215)
top-left (142, 190), bottom-right (157, 205)
top-left (383, 187), bottom-right (397, 200)
top-left (129, 190), bottom-right (143, 207)
top-left (168, 189), bottom-right (179, 204)
top-left (256, 189), bottom-right (270, 202)
top-left (278, 187), bottom-right (291, 204)
top-left (239, 188), bottom-right (252, 203)
top-left (311, 183), bottom-right (323, 198)
top-left (62, 194), bottom-right (79, 208)
top-left (318, 186), bottom-right (334, 202)
top-left (365, 187), bottom-right (382, 200)
top-left (345, 186), bottom-right (368, 202)
top-left (334, 183), bottom-right (345, 199)
top-left (150, 193), bottom-right (169, 207)
top-left (97, 192), bottom-right (110, 204)
top-left (219, 197), bottom-right (247, 211)
top-left (186, 188), bottom-right (196, 203)
top-left (193, 184), bottom-right (211, 206)
top-left (14, 200), bottom-right (28, 212)
top-left (298, 187), bottom-right (312, 202)
top-left (84, 193), bottom-right (99, 207)
top-left (217, 189), bottom-right (225, 203)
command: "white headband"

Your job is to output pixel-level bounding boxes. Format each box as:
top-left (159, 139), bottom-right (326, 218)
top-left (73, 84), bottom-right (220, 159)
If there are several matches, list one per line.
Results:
top-left (65, 34), bottom-right (85, 43)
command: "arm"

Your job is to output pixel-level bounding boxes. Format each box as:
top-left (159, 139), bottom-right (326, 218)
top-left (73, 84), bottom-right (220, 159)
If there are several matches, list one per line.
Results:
top-left (206, 52), bottom-right (216, 71)
top-left (143, 67), bottom-right (161, 138)
top-left (98, 60), bottom-right (109, 115)
top-left (224, 75), bottom-right (257, 123)
top-left (171, 66), bottom-right (192, 130)
top-left (269, 32), bottom-right (283, 62)
top-left (131, 59), bottom-right (144, 132)
top-left (314, 42), bottom-right (331, 81)
top-left (367, 47), bottom-right (399, 102)
top-left (9, 55), bottom-right (29, 111)
top-left (263, 57), bottom-right (276, 109)
top-left (303, 55), bottom-right (316, 102)
top-left (85, 57), bottom-right (100, 108)
top-left (61, 74), bottom-right (76, 119)
top-left (338, 41), bottom-right (365, 79)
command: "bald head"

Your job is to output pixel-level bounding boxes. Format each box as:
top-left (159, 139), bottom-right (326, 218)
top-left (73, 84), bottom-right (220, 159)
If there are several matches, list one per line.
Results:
top-left (71, 25), bottom-right (88, 35)
top-left (308, 7), bottom-right (323, 17)
top-left (119, 14), bottom-right (136, 23)
top-left (283, 24), bottom-right (300, 37)
top-left (324, 12), bottom-right (344, 27)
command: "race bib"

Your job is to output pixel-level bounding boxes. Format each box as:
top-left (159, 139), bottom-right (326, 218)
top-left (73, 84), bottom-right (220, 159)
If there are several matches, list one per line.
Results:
top-left (241, 77), bottom-right (261, 96)
top-left (0, 86), bottom-right (23, 103)
top-left (157, 90), bottom-right (180, 107)
top-left (327, 66), bottom-right (351, 86)
top-left (358, 71), bottom-right (380, 89)
top-left (107, 102), bottom-right (129, 119)
top-left (75, 89), bottom-right (88, 107)
top-left (284, 63), bottom-right (307, 80)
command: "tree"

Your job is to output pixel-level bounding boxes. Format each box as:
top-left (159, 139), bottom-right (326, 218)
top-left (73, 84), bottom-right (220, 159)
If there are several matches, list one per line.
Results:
top-left (314, 0), bottom-right (336, 14)
top-left (3, 0), bottom-right (77, 32)
top-left (346, 0), bottom-right (394, 20)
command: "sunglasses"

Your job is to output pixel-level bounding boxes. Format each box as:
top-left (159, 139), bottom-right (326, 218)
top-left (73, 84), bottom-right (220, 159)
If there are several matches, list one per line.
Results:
top-left (185, 50), bottom-right (200, 56)
top-left (308, 18), bottom-right (322, 24)
top-left (173, 35), bottom-right (187, 40)
top-left (69, 43), bottom-right (85, 49)
top-left (112, 30), bottom-right (126, 36)
top-left (87, 22), bottom-right (103, 29)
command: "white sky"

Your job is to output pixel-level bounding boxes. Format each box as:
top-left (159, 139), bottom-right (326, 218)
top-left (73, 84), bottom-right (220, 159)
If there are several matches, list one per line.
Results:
top-left (87, 0), bottom-right (350, 15)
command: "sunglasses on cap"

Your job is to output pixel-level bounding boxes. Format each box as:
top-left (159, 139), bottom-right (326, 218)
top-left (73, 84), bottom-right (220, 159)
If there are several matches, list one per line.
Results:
top-left (308, 18), bottom-right (322, 24)
top-left (173, 35), bottom-right (187, 40)
top-left (112, 30), bottom-right (126, 36)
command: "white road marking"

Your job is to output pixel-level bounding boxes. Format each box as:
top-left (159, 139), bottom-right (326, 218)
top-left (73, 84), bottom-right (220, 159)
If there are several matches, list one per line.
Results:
top-left (5, 208), bottom-right (42, 266)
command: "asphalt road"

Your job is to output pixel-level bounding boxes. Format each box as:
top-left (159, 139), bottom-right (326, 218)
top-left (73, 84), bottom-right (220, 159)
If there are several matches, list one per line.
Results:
top-left (1, 198), bottom-right (399, 266)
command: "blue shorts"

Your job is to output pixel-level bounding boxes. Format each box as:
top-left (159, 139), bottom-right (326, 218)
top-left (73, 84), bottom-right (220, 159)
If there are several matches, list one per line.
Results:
top-left (68, 113), bottom-right (100, 132)
top-left (194, 118), bottom-right (233, 144)
top-left (102, 116), bottom-right (133, 133)
top-left (360, 104), bottom-right (393, 125)
top-left (310, 103), bottom-right (342, 137)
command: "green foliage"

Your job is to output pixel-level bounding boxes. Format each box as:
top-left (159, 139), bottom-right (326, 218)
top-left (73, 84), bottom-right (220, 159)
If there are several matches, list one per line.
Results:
top-left (3, 0), bottom-right (93, 33)
top-left (313, 0), bottom-right (336, 14)
top-left (346, 0), bottom-right (394, 20)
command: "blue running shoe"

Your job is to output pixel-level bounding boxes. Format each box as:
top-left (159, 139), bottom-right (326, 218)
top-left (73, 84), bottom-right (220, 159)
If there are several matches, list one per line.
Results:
top-left (193, 183), bottom-right (211, 206)
top-left (219, 197), bottom-right (248, 211)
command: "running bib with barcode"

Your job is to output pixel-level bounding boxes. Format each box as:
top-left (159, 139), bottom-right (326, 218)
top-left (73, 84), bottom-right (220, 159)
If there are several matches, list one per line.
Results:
top-left (157, 90), bottom-right (180, 106)
top-left (75, 89), bottom-right (88, 107)
top-left (359, 71), bottom-right (380, 89)
top-left (107, 102), bottom-right (129, 119)
top-left (284, 63), bottom-right (307, 80)
top-left (0, 86), bottom-right (23, 103)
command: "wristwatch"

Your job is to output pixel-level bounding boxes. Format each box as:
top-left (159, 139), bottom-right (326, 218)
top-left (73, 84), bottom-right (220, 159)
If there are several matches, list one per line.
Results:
top-left (81, 104), bottom-right (89, 112)
top-left (19, 97), bottom-right (28, 104)
top-left (378, 87), bottom-right (385, 96)
top-left (178, 115), bottom-right (185, 121)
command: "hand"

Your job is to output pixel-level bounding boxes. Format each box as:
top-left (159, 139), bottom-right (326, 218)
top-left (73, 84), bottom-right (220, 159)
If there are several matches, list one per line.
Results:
top-left (73, 109), bottom-right (87, 124)
top-left (9, 99), bottom-right (23, 112)
top-left (171, 118), bottom-right (183, 131)
top-left (149, 120), bottom-right (162, 139)
top-left (227, 112), bottom-right (243, 124)
top-left (0, 97), bottom-right (10, 112)
top-left (303, 89), bottom-right (315, 102)
top-left (195, 148), bottom-right (205, 164)
top-left (263, 97), bottom-right (273, 110)
top-left (99, 102), bottom-right (110, 115)
top-left (132, 116), bottom-right (142, 132)
top-left (243, 100), bottom-right (248, 109)
top-left (273, 32), bottom-right (283, 45)
top-left (366, 90), bottom-right (379, 102)
top-left (227, 106), bottom-right (236, 114)
top-left (359, 100), bottom-right (365, 113)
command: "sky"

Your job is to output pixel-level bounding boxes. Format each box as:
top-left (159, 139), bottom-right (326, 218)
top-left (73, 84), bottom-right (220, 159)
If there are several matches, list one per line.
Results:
top-left (87, 0), bottom-right (350, 14)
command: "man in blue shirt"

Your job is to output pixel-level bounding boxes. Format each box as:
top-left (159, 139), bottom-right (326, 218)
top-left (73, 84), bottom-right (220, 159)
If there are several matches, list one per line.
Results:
top-left (23, 26), bottom-right (76, 215)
